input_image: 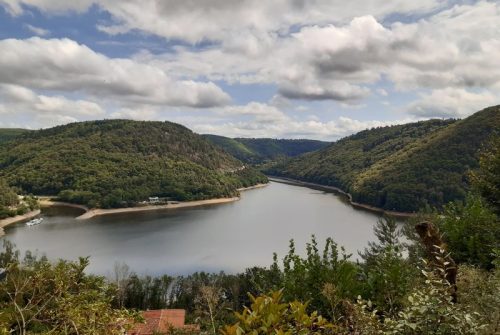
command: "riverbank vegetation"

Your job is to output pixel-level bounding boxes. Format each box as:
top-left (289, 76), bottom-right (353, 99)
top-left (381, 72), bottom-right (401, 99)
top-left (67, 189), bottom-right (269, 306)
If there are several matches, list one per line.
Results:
top-left (1, 140), bottom-right (498, 334)
top-left (0, 120), bottom-right (267, 209)
top-left (266, 106), bottom-right (500, 212)
top-left (0, 179), bottom-right (38, 220)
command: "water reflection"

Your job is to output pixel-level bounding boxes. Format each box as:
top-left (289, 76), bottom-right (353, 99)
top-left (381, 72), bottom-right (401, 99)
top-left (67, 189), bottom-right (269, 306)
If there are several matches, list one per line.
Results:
top-left (3, 182), bottom-right (383, 275)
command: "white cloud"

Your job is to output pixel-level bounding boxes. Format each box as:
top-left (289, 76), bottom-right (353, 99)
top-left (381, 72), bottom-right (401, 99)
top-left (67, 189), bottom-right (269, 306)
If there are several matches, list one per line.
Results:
top-left (137, 1), bottom-right (500, 102)
top-left (0, 84), bottom-right (106, 128)
top-left (1, 0), bottom-right (499, 132)
top-left (143, 5), bottom-right (500, 104)
top-left (110, 107), bottom-right (159, 120)
top-left (0, 0), bottom-right (93, 15)
top-left (0, 37), bottom-right (230, 108)
top-left (1, 0), bottom-right (443, 42)
top-left (218, 102), bottom-right (288, 123)
top-left (192, 116), bottom-right (406, 140)
top-left (406, 88), bottom-right (497, 118)
top-left (24, 24), bottom-right (50, 36)
top-left (189, 102), bottom-right (411, 140)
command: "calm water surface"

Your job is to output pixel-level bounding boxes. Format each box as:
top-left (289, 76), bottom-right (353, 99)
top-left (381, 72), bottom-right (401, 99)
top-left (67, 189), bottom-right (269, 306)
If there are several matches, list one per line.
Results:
top-left (3, 182), bottom-right (384, 275)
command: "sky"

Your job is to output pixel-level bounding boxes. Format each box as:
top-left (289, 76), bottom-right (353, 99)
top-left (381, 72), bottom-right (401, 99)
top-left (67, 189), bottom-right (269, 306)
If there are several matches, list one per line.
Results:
top-left (0, 0), bottom-right (499, 140)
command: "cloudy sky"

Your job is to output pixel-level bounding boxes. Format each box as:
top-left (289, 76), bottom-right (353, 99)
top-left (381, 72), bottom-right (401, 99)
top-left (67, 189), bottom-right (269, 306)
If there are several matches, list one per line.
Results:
top-left (0, 0), bottom-right (498, 139)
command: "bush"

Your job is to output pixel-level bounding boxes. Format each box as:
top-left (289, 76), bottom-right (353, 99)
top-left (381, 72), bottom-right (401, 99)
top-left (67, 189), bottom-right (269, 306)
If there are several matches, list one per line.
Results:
top-left (434, 194), bottom-right (499, 269)
top-left (221, 291), bottom-right (340, 334)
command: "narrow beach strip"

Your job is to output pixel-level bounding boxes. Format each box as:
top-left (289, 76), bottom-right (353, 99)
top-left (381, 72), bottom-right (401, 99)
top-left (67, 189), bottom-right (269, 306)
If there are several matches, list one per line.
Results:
top-left (237, 183), bottom-right (269, 191)
top-left (0, 209), bottom-right (41, 237)
top-left (76, 197), bottom-right (240, 220)
top-left (268, 177), bottom-right (415, 219)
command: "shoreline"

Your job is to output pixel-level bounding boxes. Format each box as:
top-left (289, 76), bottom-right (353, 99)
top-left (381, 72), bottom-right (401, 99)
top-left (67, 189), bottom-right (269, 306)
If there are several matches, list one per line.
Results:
top-left (0, 209), bottom-right (41, 237)
top-left (237, 183), bottom-right (269, 192)
top-left (76, 197), bottom-right (241, 220)
top-left (268, 177), bottom-right (415, 219)
top-left (77, 183), bottom-right (270, 220)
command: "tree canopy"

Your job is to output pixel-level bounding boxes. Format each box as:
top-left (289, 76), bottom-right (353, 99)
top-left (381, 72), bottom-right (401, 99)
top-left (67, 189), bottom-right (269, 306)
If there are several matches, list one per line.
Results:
top-left (267, 106), bottom-right (500, 212)
top-left (0, 120), bottom-right (267, 208)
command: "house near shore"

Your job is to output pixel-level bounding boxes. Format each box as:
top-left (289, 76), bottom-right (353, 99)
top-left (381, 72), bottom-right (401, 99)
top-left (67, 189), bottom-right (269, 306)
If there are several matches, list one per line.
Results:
top-left (127, 309), bottom-right (198, 335)
top-left (148, 197), bottom-right (160, 204)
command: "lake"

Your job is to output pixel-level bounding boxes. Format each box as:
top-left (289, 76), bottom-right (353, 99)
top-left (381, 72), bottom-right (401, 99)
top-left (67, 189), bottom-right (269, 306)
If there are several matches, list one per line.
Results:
top-left (2, 181), bottom-right (386, 276)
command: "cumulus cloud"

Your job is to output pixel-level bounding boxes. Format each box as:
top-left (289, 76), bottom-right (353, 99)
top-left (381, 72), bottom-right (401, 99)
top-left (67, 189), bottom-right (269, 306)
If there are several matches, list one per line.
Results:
top-left (142, 5), bottom-right (500, 106)
top-left (1, 0), bottom-right (499, 133)
top-left (0, 84), bottom-right (106, 128)
top-left (0, 37), bottom-right (230, 108)
top-left (192, 115), bottom-right (405, 140)
top-left (2, 0), bottom-right (442, 42)
top-left (217, 102), bottom-right (288, 123)
top-left (0, 0), bottom-right (93, 16)
top-left (406, 88), bottom-right (497, 118)
top-left (189, 102), bottom-right (410, 140)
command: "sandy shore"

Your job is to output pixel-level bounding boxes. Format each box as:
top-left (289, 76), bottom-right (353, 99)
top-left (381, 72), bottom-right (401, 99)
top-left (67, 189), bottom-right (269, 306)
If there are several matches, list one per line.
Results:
top-left (237, 183), bottom-right (269, 191)
top-left (269, 177), bottom-right (415, 219)
top-left (4, 183), bottom-right (270, 223)
top-left (76, 197), bottom-right (241, 220)
top-left (76, 182), bottom-right (269, 220)
top-left (0, 209), bottom-right (41, 237)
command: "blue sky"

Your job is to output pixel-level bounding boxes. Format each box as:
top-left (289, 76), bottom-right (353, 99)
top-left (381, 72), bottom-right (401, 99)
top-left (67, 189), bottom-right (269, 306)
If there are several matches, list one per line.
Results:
top-left (0, 1), bottom-right (498, 139)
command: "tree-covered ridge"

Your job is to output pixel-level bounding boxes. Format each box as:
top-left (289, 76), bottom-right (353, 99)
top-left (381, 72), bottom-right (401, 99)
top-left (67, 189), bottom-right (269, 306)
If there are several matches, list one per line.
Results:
top-left (267, 106), bottom-right (500, 212)
top-left (0, 120), bottom-right (267, 208)
top-left (1, 140), bottom-right (499, 334)
top-left (353, 106), bottom-right (500, 211)
top-left (0, 129), bottom-right (31, 143)
top-left (203, 135), bottom-right (330, 163)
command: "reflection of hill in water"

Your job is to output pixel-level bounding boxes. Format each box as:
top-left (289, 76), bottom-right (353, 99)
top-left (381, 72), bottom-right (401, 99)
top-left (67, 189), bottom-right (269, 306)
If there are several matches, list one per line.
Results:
top-left (42, 205), bottom-right (86, 217)
top-left (4, 182), bottom-right (386, 276)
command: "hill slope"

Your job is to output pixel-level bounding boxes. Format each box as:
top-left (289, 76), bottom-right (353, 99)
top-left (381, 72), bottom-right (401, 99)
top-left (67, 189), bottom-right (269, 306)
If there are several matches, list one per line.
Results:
top-left (203, 135), bottom-right (330, 163)
top-left (0, 128), bottom-right (31, 143)
top-left (0, 120), bottom-right (267, 208)
top-left (266, 106), bottom-right (500, 212)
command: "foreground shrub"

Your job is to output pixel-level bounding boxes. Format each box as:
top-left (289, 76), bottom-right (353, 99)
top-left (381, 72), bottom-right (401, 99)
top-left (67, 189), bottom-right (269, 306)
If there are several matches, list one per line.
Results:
top-left (221, 290), bottom-right (339, 335)
top-left (0, 242), bottom-right (136, 334)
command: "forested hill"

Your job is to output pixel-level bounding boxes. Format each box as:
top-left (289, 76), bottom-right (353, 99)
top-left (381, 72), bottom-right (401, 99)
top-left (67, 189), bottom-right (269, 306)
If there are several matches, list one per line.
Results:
top-left (203, 135), bottom-right (330, 163)
top-left (266, 106), bottom-right (500, 212)
top-left (0, 120), bottom-right (267, 208)
top-left (0, 128), bottom-right (31, 143)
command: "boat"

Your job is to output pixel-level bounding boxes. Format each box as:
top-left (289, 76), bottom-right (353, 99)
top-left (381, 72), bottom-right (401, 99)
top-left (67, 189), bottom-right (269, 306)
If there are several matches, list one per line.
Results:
top-left (26, 217), bottom-right (44, 226)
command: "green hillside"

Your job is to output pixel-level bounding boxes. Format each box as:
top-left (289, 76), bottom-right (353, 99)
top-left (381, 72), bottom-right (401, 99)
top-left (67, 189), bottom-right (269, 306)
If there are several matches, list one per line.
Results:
top-left (266, 106), bottom-right (500, 212)
top-left (0, 128), bottom-right (31, 143)
top-left (0, 120), bottom-right (267, 208)
top-left (203, 135), bottom-right (258, 163)
top-left (203, 135), bottom-right (330, 163)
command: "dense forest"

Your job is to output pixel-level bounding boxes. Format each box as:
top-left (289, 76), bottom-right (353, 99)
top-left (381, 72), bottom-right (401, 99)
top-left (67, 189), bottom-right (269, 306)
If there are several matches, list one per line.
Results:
top-left (0, 129), bottom-right (31, 144)
top-left (267, 106), bottom-right (500, 212)
top-left (1, 137), bottom-right (498, 333)
top-left (0, 120), bottom-right (267, 208)
top-left (203, 135), bottom-right (330, 164)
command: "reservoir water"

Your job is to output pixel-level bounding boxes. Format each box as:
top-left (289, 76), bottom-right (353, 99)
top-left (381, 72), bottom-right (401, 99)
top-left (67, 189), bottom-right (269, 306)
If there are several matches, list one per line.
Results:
top-left (2, 182), bottom-right (385, 275)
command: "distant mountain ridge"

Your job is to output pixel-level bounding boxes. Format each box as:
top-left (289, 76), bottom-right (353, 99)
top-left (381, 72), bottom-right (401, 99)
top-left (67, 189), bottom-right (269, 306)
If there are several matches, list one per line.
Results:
top-left (266, 106), bottom-right (500, 212)
top-left (0, 120), bottom-right (267, 208)
top-left (0, 128), bottom-right (31, 143)
top-left (203, 135), bottom-right (330, 163)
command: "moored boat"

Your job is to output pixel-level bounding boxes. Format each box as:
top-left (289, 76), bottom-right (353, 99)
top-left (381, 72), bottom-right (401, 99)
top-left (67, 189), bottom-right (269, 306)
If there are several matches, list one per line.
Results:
top-left (26, 217), bottom-right (44, 226)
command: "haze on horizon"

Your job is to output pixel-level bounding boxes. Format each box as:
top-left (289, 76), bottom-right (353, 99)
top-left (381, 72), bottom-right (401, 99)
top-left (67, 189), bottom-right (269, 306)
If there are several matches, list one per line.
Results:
top-left (0, 0), bottom-right (499, 140)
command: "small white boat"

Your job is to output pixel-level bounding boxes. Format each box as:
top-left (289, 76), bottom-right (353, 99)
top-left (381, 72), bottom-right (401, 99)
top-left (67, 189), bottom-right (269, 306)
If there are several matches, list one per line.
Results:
top-left (26, 217), bottom-right (44, 226)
